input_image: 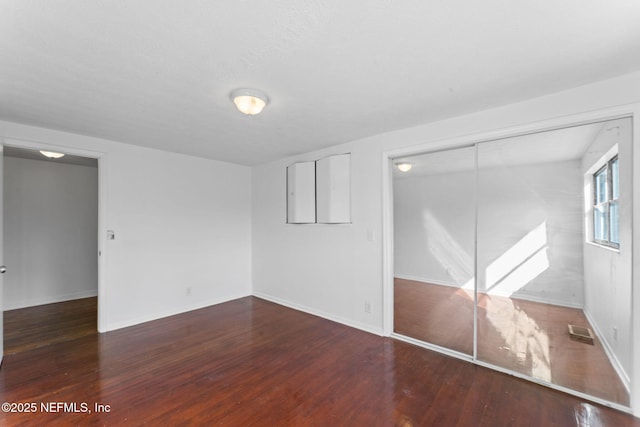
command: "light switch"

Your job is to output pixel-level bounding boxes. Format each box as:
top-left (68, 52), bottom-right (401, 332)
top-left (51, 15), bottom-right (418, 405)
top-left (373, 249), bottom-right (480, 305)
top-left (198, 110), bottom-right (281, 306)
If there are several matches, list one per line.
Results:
top-left (367, 229), bottom-right (375, 242)
top-left (107, 230), bottom-right (115, 240)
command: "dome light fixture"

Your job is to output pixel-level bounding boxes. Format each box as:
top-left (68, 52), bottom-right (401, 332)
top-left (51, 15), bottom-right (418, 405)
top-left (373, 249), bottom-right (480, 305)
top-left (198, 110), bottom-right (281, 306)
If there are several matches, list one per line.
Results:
top-left (40, 150), bottom-right (65, 159)
top-left (395, 162), bottom-right (413, 172)
top-left (230, 88), bottom-right (269, 115)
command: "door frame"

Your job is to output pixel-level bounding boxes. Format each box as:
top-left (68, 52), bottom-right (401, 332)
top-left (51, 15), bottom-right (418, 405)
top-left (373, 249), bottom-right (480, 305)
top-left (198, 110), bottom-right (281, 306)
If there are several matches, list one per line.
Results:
top-left (2, 137), bottom-right (108, 333)
top-left (381, 103), bottom-right (640, 415)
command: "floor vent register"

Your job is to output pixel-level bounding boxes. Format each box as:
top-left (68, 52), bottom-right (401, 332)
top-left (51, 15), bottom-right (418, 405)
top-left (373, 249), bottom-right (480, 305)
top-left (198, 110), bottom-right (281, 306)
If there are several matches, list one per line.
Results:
top-left (568, 324), bottom-right (595, 345)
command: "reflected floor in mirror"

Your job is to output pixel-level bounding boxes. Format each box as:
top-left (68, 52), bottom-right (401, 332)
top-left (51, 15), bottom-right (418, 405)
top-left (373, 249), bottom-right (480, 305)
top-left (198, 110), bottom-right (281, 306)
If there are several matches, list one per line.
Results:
top-left (394, 278), bottom-right (475, 355)
top-left (394, 278), bottom-right (629, 406)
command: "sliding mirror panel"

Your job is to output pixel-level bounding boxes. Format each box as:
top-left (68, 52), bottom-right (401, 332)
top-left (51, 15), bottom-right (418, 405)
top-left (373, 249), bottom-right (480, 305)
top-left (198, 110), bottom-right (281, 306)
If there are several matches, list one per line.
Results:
top-left (476, 118), bottom-right (632, 406)
top-left (393, 146), bottom-right (476, 355)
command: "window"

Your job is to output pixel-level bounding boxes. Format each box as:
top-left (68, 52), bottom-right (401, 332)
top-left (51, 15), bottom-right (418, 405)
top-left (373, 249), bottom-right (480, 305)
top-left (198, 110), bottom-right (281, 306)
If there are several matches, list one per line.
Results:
top-left (593, 156), bottom-right (619, 248)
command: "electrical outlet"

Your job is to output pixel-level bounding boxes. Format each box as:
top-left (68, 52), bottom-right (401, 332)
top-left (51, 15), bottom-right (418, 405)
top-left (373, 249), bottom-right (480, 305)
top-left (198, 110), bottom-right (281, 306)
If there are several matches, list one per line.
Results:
top-left (613, 327), bottom-right (618, 341)
top-left (186, 287), bottom-right (192, 296)
top-left (364, 301), bottom-right (371, 314)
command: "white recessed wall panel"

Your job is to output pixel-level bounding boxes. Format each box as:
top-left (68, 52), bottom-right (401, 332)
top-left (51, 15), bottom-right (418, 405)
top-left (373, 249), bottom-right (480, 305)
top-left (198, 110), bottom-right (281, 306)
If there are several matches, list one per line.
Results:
top-left (316, 153), bottom-right (351, 224)
top-left (287, 161), bottom-right (316, 223)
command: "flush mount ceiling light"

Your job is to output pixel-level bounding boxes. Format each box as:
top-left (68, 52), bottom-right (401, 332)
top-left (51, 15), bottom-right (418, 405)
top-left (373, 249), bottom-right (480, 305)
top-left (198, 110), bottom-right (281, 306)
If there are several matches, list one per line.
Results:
top-left (40, 150), bottom-right (65, 159)
top-left (230, 88), bottom-right (269, 115)
top-left (395, 162), bottom-right (412, 172)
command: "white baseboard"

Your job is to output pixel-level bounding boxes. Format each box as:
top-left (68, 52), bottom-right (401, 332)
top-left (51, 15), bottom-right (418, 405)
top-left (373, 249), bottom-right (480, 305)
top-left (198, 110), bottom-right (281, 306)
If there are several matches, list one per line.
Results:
top-left (104, 291), bottom-right (251, 332)
top-left (502, 292), bottom-right (583, 309)
top-left (583, 308), bottom-right (631, 393)
top-left (4, 289), bottom-right (99, 311)
top-left (394, 274), bottom-right (583, 309)
top-left (253, 291), bottom-right (384, 336)
top-left (394, 274), bottom-right (461, 288)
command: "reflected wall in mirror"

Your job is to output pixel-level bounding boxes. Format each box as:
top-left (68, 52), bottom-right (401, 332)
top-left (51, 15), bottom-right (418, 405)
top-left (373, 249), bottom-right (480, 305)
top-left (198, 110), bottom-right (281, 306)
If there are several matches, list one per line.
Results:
top-left (476, 118), bottom-right (632, 406)
top-left (393, 146), bottom-right (475, 355)
top-left (392, 117), bottom-right (633, 407)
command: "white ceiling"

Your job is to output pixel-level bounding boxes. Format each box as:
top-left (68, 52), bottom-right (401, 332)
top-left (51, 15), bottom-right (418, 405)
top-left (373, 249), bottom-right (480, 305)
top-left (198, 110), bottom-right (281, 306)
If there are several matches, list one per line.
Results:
top-left (1, 1), bottom-right (640, 166)
top-left (393, 120), bottom-right (607, 178)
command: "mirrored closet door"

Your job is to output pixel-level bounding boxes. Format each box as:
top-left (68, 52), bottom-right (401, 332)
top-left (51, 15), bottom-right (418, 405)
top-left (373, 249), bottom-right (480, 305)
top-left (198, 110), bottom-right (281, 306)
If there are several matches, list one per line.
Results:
top-left (393, 117), bottom-right (633, 407)
top-left (393, 146), bottom-right (476, 356)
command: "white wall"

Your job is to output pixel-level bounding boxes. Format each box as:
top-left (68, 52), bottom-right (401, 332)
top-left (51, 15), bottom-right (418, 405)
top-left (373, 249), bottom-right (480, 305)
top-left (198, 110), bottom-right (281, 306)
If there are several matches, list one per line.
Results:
top-left (253, 141), bottom-right (382, 334)
top-left (3, 156), bottom-right (98, 309)
top-left (394, 169), bottom-right (475, 287)
top-left (252, 70), bottom-right (640, 414)
top-left (393, 159), bottom-right (585, 308)
top-left (476, 160), bottom-right (584, 305)
top-left (582, 117), bottom-right (633, 388)
top-left (254, 70), bottom-right (640, 329)
top-left (0, 121), bottom-right (252, 331)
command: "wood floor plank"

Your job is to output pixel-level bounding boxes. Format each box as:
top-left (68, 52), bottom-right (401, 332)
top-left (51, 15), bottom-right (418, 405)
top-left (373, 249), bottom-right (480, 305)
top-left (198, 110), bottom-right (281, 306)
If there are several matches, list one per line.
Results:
top-left (1, 296), bottom-right (638, 426)
top-left (394, 278), bottom-right (629, 406)
top-left (3, 297), bottom-right (97, 355)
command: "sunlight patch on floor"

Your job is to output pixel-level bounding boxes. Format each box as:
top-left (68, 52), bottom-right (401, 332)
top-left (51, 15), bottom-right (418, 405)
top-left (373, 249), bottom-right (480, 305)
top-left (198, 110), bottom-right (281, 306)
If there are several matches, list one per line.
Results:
top-left (483, 295), bottom-right (552, 382)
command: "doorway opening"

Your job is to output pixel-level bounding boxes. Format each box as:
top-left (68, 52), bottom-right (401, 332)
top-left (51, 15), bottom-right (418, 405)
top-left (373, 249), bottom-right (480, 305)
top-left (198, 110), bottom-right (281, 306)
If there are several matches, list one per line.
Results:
top-left (3, 145), bottom-right (101, 355)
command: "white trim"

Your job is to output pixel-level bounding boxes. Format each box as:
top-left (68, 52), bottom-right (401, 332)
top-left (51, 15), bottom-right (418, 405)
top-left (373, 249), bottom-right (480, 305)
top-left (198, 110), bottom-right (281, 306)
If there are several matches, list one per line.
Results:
top-left (3, 137), bottom-right (105, 159)
top-left (97, 155), bottom-right (108, 333)
top-left (106, 292), bottom-right (251, 332)
top-left (3, 290), bottom-right (98, 311)
top-left (393, 274), bottom-right (462, 288)
top-left (384, 107), bottom-right (635, 161)
top-left (585, 144), bottom-right (619, 176)
top-left (631, 110), bottom-right (640, 417)
top-left (585, 240), bottom-right (621, 254)
top-left (381, 155), bottom-right (395, 336)
top-left (394, 274), bottom-right (584, 309)
top-left (382, 103), bottom-right (640, 414)
top-left (493, 293), bottom-right (583, 309)
top-left (392, 332), bottom-right (474, 361)
top-left (473, 142), bottom-right (479, 360)
top-left (1, 136), bottom-right (108, 332)
top-left (253, 291), bottom-right (385, 337)
top-left (584, 308), bottom-right (631, 393)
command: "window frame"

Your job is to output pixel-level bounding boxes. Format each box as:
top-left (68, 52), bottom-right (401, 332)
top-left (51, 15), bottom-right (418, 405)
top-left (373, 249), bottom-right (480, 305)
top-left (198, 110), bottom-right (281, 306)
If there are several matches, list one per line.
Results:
top-left (592, 155), bottom-right (619, 249)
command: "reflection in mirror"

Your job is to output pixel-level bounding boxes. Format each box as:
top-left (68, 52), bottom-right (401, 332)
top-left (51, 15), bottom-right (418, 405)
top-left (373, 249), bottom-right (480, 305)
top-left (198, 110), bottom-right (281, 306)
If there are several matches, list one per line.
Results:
top-left (476, 118), bottom-right (632, 406)
top-left (393, 146), bottom-right (475, 355)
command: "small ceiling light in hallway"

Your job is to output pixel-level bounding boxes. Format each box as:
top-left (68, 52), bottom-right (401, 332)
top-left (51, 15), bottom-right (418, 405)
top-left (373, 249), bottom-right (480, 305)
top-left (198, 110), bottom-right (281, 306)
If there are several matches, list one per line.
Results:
top-left (40, 150), bottom-right (65, 159)
top-left (395, 162), bottom-right (412, 172)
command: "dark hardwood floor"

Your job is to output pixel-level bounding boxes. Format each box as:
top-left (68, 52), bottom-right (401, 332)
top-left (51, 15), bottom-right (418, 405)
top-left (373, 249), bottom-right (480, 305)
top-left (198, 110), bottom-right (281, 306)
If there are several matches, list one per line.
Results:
top-left (1, 296), bottom-right (639, 426)
top-left (394, 278), bottom-right (629, 406)
top-left (4, 297), bottom-right (97, 355)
